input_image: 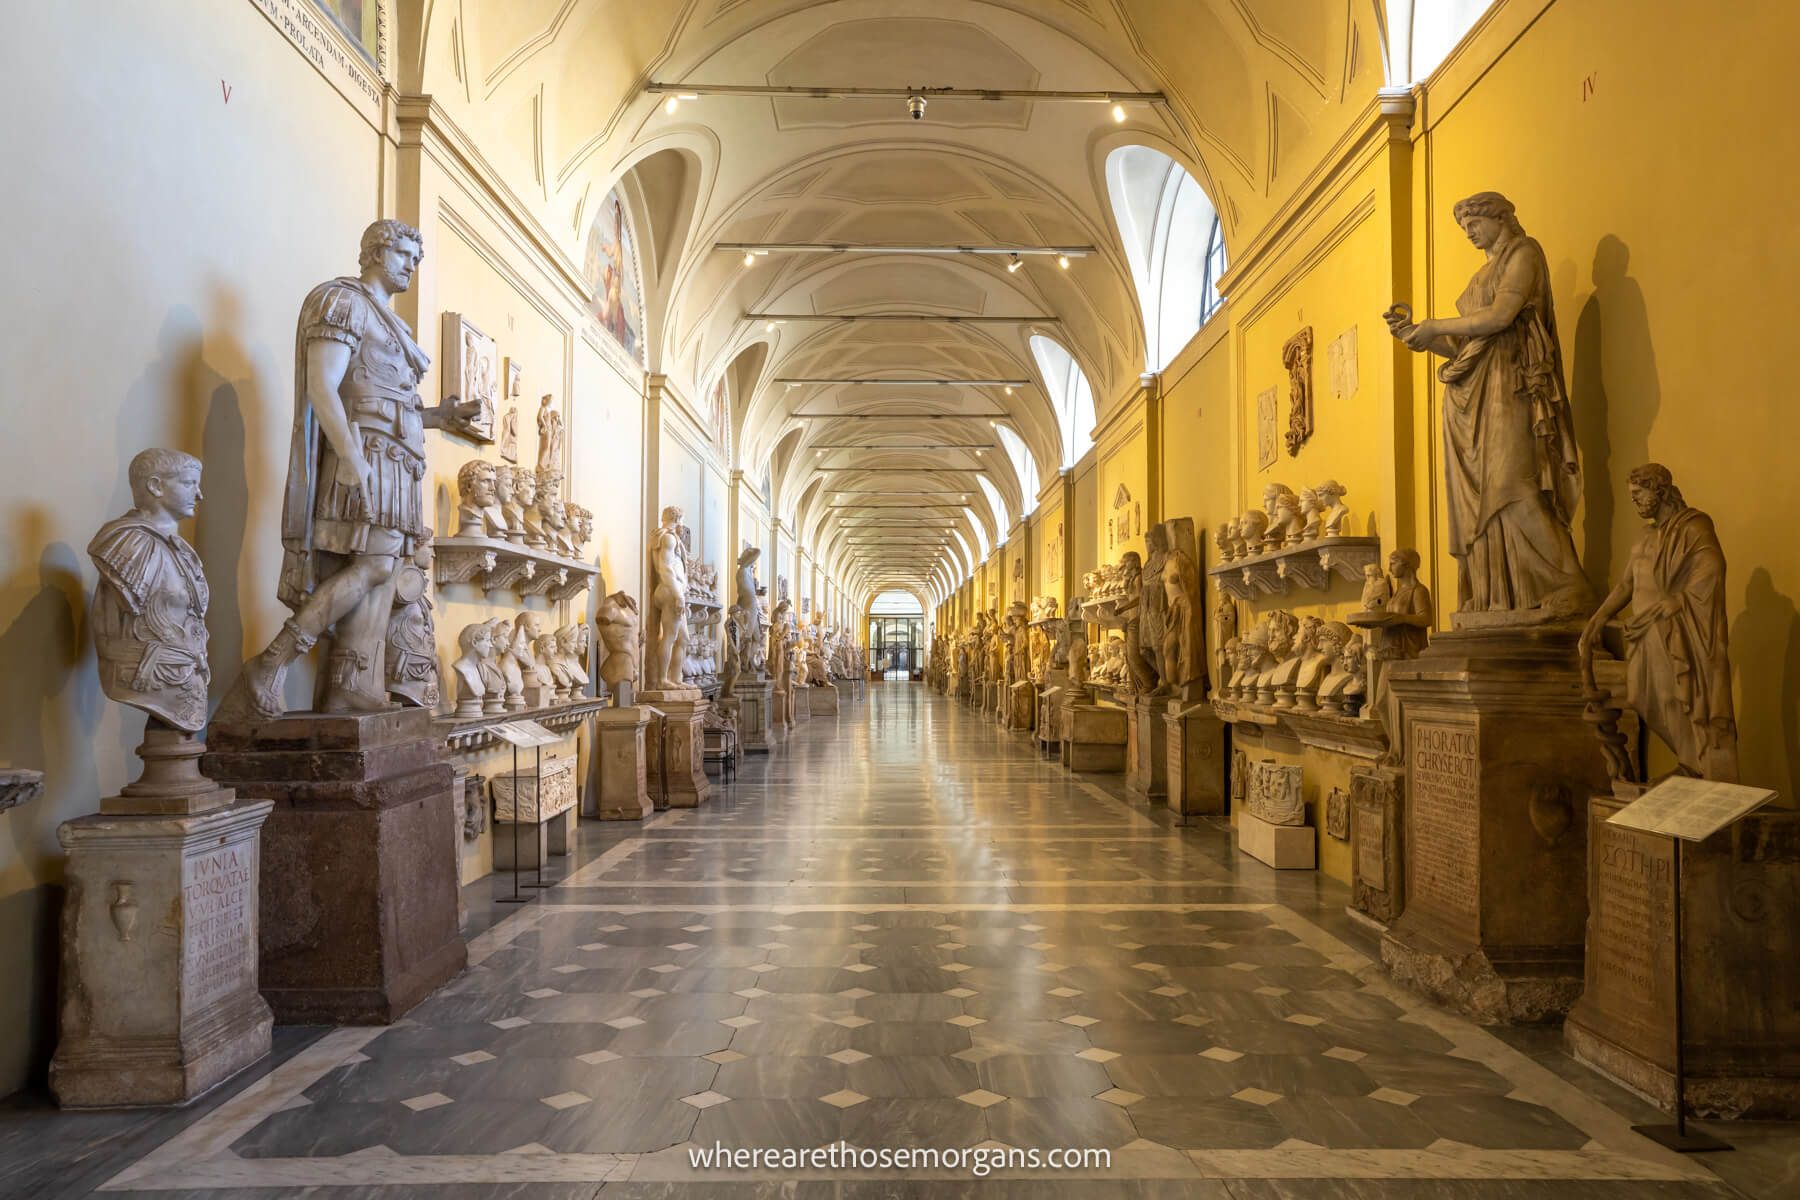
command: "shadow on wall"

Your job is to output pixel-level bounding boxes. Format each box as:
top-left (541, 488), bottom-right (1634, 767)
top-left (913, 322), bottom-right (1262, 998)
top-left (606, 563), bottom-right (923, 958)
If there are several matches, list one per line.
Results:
top-left (1569, 234), bottom-right (1659, 588)
top-left (0, 530), bottom-right (103, 1089)
top-left (1733, 567), bottom-right (1800, 801)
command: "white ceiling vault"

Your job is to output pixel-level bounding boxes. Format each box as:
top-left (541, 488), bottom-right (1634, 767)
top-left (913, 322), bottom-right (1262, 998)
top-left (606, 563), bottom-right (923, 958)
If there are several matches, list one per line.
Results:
top-left (400, 0), bottom-right (1412, 610)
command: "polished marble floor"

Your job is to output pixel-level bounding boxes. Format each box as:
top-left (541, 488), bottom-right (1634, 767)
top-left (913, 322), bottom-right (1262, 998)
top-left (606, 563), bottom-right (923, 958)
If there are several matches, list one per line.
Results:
top-left (3, 684), bottom-right (1793, 1199)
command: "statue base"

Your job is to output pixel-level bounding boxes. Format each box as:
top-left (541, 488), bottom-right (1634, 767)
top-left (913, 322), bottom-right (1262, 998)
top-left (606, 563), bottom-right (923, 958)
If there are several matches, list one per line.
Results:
top-left (1163, 702), bottom-right (1226, 816)
top-left (202, 708), bottom-right (465, 1025)
top-left (51, 798), bottom-right (274, 1108)
top-left (1349, 765), bottom-right (1406, 923)
top-left (1380, 625), bottom-right (1606, 1024)
top-left (1126, 695), bottom-right (1168, 802)
top-left (1566, 793), bottom-right (1800, 1119)
top-left (810, 683), bottom-right (840, 715)
top-left (1237, 808), bottom-right (1316, 869)
top-left (733, 678), bottom-right (774, 753)
top-left (1066, 702), bottom-right (1127, 774)
top-left (645, 698), bottom-right (710, 807)
top-left (590, 706), bottom-right (654, 820)
top-left (1008, 682), bottom-right (1037, 732)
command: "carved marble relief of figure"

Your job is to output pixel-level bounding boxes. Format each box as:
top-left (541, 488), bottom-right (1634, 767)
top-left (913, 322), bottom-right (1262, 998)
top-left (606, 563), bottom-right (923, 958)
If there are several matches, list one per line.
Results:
top-left (1158, 526), bottom-right (1204, 693)
top-left (455, 459), bottom-right (507, 538)
top-left (88, 449), bottom-right (211, 732)
top-left (1385, 192), bottom-right (1592, 619)
top-left (385, 542), bottom-right (439, 708)
top-left (1581, 464), bottom-right (1738, 781)
top-left (1283, 326), bottom-right (1314, 456)
top-left (536, 393), bottom-right (563, 471)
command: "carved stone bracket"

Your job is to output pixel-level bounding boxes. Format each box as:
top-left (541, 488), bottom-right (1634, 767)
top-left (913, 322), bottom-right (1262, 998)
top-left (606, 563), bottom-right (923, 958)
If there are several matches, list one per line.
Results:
top-left (1212, 696), bottom-right (1386, 761)
top-left (436, 697), bottom-right (607, 755)
top-left (434, 536), bottom-right (598, 601)
top-left (1209, 536), bottom-right (1381, 600)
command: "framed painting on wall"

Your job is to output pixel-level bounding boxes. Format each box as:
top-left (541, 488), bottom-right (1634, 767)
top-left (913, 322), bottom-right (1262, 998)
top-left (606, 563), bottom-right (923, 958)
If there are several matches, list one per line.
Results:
top-left (581, 186), bottom-right (646, 365)
top-left (312, 0), bottom-right (380, 66)
top-left (440, 313), bottom-right (498, 444)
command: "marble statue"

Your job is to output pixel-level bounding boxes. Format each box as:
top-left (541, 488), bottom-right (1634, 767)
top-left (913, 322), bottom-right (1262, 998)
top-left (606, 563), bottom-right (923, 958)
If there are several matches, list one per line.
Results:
top-left (1384, 192), bottom-right (1592, 619)
top-left (384, 543), bottom-right (439, 708)
top-left (517, 468), bottom-right (546, 549)
top-left (736, 547), bottom-right (763, 672)
top-left (1316, 479), bottom-right (1350, 537)
top-left (536, 632), bottom-right (572, 700)
top-left (536, 393), bottom-right (562, 470)
top-left (1295, 619), bottom-right (1346, 712)
top-left (1213, 592), bottom-right (1238, 692)
top-left (506, 611), bottom-right (553, 706)
top-left (1581, 464), bottom-right (1738, 781)
top-left (1354, 547), bottom-right (1436, 757)
top-left (1115, 551), bottom-right (1159, 694)
top-left (1267, 486), bottom-right (1306, 549)
top-left (1157, 520), bottom-right (1205, 693)
top-left (719, 604), bottom-right (744, 697)
top-left (553, 624), bottom-right (590, 697)
top-left (499, 404), bottom-right (519, 465)
top-left (1236, 510), bottom-right (1269, 559)
top-left (455, 460), bottom-right (507, 538)
top-left (1141, 527), bottom-right (1172, 692)
top-left (566, 503), bottom-right (593, 558)
top-left (483, 617), bottom-right (514, 713)
top-left (496, 464), bottom-right (527, 543)
top-left (1378, 549), bottom-right (1433, 659)
top-left (534, 468), bottom-right (573, 555)
top-left (645, 506), bottom-right (694, 695)
top-left (1270, 614), bottom-right (1317, 710)
top-left (1360, 563), bottom-right (1392, 611)
top-left (1215, 522), bottom-right (1237, 564)
top-left (223, 220), bottom-right (477, 720)
top-left (450, 621), bottom-right (496, 717)
top-left (1318, 632), bottom-right (1368, 716)
top-left (1299, 488), bottom-right (1324, 542)
top-left (88, 448), bottom-right (210, 732)
top-left (1254, 611), bottom-right (1299, 707)
top-left (597, 591), bottom-right (641, 702)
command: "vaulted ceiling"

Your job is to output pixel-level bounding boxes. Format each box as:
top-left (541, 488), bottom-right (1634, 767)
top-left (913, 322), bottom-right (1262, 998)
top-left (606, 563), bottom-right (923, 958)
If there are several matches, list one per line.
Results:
top-left (398, 0), bottom-right (1403, 610)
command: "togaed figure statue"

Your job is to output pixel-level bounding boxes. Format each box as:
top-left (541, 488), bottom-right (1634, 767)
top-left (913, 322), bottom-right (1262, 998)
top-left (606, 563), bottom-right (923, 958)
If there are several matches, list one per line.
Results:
top-left (89, 449), bottom-right (211, 733)
top-left (1581, 463), bottom-right (1738, 781)
top-left (645, 506), bottom-right (696, 696)
top-left (222, 219), bottom-right (476, 719)
top-left (1385, 192), bottom-right (1593, 621)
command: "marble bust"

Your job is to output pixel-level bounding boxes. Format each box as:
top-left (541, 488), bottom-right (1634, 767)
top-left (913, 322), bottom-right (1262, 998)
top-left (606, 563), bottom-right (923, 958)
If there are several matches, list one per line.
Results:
top-left (450, 621), bottom-right (495, 717)
top-left (87, 448), bottom-right (210, 732)
top-left (455, 459), bottom-right (506, 538)
top-left (597, 590), bottom-right (641, 701)
top-left (1582, 463), bottom-right (1738, 781)
top-left (496, 464), bottom-right (527, 543)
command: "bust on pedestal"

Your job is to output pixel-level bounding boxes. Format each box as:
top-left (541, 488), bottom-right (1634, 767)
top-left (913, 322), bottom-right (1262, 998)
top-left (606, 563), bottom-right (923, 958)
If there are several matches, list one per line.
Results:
top-left (203, 221), bottom-right (466, 1025)
top-left (52, 449), bottom-right (274, 1109)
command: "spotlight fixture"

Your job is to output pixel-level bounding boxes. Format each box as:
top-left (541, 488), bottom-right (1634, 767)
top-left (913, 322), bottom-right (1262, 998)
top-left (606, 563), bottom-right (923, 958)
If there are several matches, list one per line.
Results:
top-left (1057, 254), bottom-right (1071, 270)
top-left (906, 93), bottom-right (927, 121)
top-left (743, 251), bottom-right (757, 267)
top-left (1006, 254), bottom-right (1023, 274)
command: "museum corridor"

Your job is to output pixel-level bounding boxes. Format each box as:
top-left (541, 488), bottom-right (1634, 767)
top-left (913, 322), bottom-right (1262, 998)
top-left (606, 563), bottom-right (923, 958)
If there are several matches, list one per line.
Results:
top-left (3, 685), bottom-right (1783, 1198)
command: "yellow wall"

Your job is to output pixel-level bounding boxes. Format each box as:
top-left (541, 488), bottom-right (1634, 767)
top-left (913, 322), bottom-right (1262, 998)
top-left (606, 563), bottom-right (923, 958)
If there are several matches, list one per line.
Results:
top-left (1035, 495), bottom-right (1067, 607)
top-left (1095, 419), bottom-right (1150, 567)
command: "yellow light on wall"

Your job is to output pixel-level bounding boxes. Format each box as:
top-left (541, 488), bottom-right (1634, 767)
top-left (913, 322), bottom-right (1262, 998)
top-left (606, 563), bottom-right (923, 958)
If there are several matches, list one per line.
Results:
top-left (744, 252), bottom-right (757, 267)
top-left (665, 96), bottom-right (680, 114)
top-left (1111, 103), bottom-right (1127, 123)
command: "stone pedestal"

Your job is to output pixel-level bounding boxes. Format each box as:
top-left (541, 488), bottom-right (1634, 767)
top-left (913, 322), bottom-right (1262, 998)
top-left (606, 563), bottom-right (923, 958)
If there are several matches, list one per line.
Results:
top-left (1008, 681), bottom-right (1037, 732)
top-left (734, 676), bottom-right (774, 753)
top-left (1067, 703), bottom-right (1128, 774)
top-left (1164, 703), bottom-right (1226, 816)
top-left (1350, 765), bottom-right (1406, 924)
top-left (644, 698), bottom-right (710, 807)
top-left (493, 808), bottom-right (574, 869)
top-left (1237, 808), bottom-right (1317, 869)
top-left (490, 756), bottom-right (577, 868)
top-left (51, 798), bottom-right (274, 1108)
top-left (590, 706), bottom-right (653, 820)
top-left (811, 683), bottom-right (840, 715)
top-left (1126, 696), bottom-right (1168, 803)
top-left (1379, 625), bottom-right (1608, 1025)
top-left (203, 708), bottom-right (465, 1025)
top-left (1036, 672), bottom-right (1068, 752)
top-left (794, 685), bottom-right (810, 719)
top-left (1565, 795), bottom-right (1800, 1119)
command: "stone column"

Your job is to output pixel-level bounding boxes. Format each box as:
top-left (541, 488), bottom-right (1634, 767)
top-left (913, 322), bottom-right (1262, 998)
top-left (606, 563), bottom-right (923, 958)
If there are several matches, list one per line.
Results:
top-left (51, 795), bottom-right (274, 1108)
top-left (591, 706), bottom-right (654, 820)
top-left (645, 698), bottom-right (711, 807)
top-left (1380, 626), bottom-right (1608, 1024)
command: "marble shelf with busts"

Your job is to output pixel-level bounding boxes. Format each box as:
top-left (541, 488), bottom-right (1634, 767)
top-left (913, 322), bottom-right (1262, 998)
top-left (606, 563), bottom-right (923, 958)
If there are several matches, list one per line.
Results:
top-left (432, 534), bottom-right (597, 601)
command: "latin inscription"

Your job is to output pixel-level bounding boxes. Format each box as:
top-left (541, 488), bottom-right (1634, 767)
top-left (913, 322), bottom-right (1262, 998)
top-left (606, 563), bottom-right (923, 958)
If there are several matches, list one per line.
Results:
top-left (1409, 720), bottom-right (1480, 936)
top-left (1355, 791), bottom-right (1386, 887)
top-left (1590, 815), bottom-right (1673, 1035)
top-left (182, 842), bottom-right (255, 1012)
top-left (246, 0), bottom-right (383, 124)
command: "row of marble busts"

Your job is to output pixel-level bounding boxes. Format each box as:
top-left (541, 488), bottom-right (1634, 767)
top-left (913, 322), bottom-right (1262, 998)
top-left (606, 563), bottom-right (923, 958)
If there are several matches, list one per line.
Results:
top-left (1086, 633), bottom-right (1131, 689)
top-left (1215, 481), bottom-right (1351, 562)
top-left (455, 459), bottom-right (592, 559)
top-left (450, 612), bottom-right (591, 716)
top-left (1218, 609), bottom-right (1367, 717)
top-left (1081, 563), bottom-right (1131, 601)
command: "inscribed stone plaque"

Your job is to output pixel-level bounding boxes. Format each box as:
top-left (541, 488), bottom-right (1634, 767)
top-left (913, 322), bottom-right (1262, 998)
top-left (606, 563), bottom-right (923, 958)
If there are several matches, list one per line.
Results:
top-left (1354, 786), bottom-right (1386, 885)
top-left (1408, 719), bottom-right (1481, 936)
top-left (1588, 803), bottom-right (1674, 1040)
top-left (181, 841), bottom-right (256, 1012)
top-left (1256, 388), bottom-right (1279, 471)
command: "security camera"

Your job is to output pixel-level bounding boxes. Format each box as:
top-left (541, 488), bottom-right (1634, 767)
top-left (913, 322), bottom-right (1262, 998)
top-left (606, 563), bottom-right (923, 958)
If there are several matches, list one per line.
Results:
top-left (906, 93), bottom-right (927, 121)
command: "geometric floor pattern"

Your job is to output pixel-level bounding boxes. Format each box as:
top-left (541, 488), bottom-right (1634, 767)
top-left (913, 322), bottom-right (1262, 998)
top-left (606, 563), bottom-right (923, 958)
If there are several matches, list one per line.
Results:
top-left (14, 685), bottom-right (1776, 1197)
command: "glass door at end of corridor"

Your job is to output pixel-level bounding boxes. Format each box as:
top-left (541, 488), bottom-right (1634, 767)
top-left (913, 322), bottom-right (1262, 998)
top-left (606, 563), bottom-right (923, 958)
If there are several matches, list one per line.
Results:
top-left (868, 616), bottom-right (921, 679)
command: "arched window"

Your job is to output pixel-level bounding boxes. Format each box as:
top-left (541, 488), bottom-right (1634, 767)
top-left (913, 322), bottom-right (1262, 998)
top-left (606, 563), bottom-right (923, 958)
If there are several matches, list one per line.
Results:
top-left (994, 424), bottom-right (1040, 515)
top-left (1105, 146), bottom-right (1226, 372)
top-left (964, 509), bottom-right (990, 560)
top-left (1028, 336), bottom-right (1097, 469)
top-left (1385, 1), bottom-right (1495, 84)
top-left (976, 477), bottom-right (1010, 538)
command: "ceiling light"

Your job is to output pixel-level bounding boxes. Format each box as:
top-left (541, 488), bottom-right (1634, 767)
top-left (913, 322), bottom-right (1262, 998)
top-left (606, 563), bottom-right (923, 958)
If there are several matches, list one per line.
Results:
top-left (974, 449), bottom-right (983, 457)
top-left (1111, 102), bottom-right (1127, 124)
top-left (765, 320), bottom-right (777, 332)
top-left (665, 96), bottom-right (681, 115)
top-left (1004, 386), bottom-right (1014, 396)
top-left (743, 251), bottom-right (757, 267)
top-left (1006, 254), bottom-right (1023, 274)
top-left (1057, 254), bottom-right (1071, 270)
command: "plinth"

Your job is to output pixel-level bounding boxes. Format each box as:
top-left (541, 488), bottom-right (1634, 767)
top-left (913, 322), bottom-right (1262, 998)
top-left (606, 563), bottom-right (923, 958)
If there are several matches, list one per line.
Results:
top-left (1380, 624), bottom-right (1607, 1024)
top-left (51, 793), bottom-right (273, 1108)
top-left (1566, 794), bottom-right (1800, 1118)
top-left (1067, 702), bottom-right (1128, 774)
top-left (1008, 681), bottom-right (1037, 732)
top-left (203, 708), bottom-right (465, 1025)
top-left (811, 683), bottom-right (840, 715)
top-left (734, 675), bottom-right (774, 753)
top-left (591, 705), bottom-right (653, 820)
top-left (1126, 695), bottom-right (1168, 802)
top-left (1350, 765), bottom-right (1406, 924)
top-left (643, 696), bottom-right (710, 807)
top-left (1164, 702), bottom-right (1226, 817)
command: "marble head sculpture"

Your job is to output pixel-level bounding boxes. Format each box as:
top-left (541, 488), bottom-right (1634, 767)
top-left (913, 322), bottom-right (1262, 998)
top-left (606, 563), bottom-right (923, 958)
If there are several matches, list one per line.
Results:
top-left (88, 448), bottom-right (210, 732)
top-left (221, 219), bottom-right (476, 720)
